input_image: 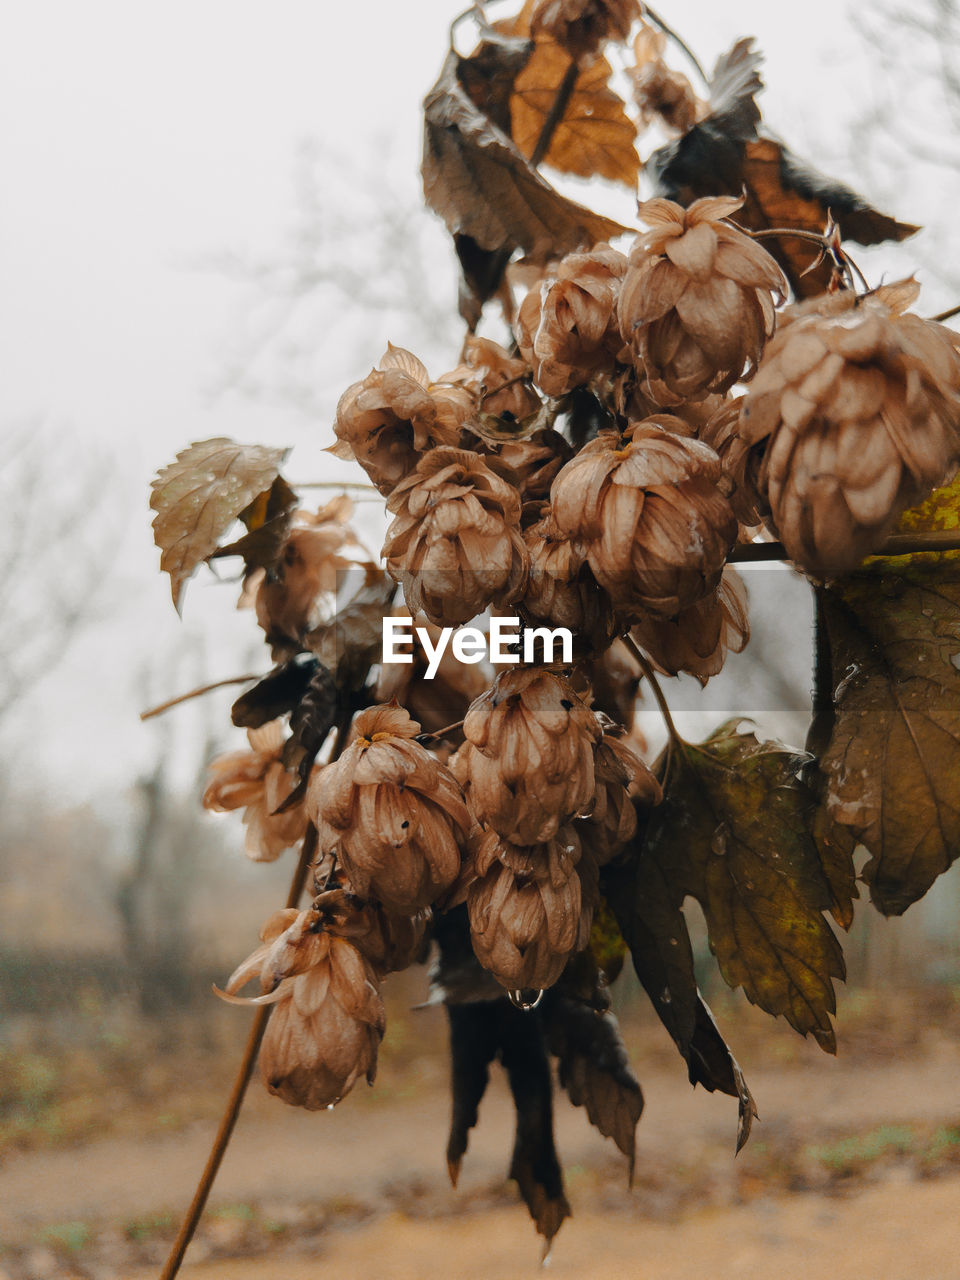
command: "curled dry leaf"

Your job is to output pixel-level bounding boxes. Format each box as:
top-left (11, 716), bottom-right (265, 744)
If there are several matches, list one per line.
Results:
top-left (422, 48), bottom-right (629, 267)
top-left (647, 38), bottom-right (919, 297)
top-left (150, 438), bottom-right (287, 611)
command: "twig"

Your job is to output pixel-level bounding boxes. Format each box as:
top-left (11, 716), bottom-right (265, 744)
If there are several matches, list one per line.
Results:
top-left (740, 226), bottom-right (833, 247)
top-left (530, 57), bottom-right (580, 168)
top-left (622, 633), bottom-right (683, 785)
top-left (416, 719), bottom-right (466, 743)
top-left (140, 674), bottom-right (262, 721)
top-left (157, 822), bottom-right (319, 1280)
top-left (729, 531), bottom-right (960, 562)
top-left (642, 3), bottom-right (708, 86)
top-left (291, 481), bottom-right (379, 492)
top-left (931, 302), bottom-right (960, 323)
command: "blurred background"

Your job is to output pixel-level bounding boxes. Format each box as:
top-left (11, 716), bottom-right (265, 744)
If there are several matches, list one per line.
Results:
top-left (3, 1), bottom-right (960, 1277)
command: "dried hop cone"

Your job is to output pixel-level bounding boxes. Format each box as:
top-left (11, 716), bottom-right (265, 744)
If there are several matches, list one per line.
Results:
top-left (382, 447), bottom-right (528, 626)
top-left (550, 424), bottom-right (737, 618)
top-left (203, 721), bottom-right (307, 861)
top-left (631, 565), bottom-right (749, 685)
top-left (741, 284), bottom-right (960, 576)
top-left (618, 196), bottom-right (786, 406)
top-left (454, 668), bottom-right (601, 844)
top-left (697, 397), bottom-right (764, 526)
top-left (463, 827), bottom-right (594, 991)
top-left (521, 508), bottom-right (620, 652)
top-left (530, 0), bottom-right (640, 60)
top-left (309, 886), bottom-right (429, 978)
top-left (308, 704), bottom-right (470, 914)
top-left (577, 719), bottom-right (661, 865)
top-left (222, 907), bottom-right (385, 1110)
top-left (253, 498), bottom-right (365, 646)
top-left (332, 345), bottom-right (473, 495)
top-left (516, 245), bottom-right (627, 396)
top-left (375, 610), bottom-right (488, 738)
top-left (440, 335), bottom-right (542, 425)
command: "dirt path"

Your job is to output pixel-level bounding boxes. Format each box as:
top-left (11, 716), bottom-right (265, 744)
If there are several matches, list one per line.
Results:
top-left (5, 1038), bottom-right (960, 1278)
top-left (127, 1180), bottom-right (960, 1280)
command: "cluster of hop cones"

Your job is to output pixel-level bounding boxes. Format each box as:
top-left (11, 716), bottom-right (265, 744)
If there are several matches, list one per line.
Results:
top-left (202, 188), bottom-right (960, 1114)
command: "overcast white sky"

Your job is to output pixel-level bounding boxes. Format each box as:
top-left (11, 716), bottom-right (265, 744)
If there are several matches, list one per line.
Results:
top-left (0, 0), bottom-right (944, 809)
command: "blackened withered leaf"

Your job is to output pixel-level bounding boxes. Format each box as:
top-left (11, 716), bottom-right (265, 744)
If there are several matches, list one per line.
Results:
top-left (423, 49), bottom-right (629, 266)
top-left (211, 475), bottom-right (298, 575)
top-left (303, 570), bottom-right (396, 690)
top-left (540, 977), bottom-right (644, 1180)
top-left (444, 1001), bottom-right (571, 1242)
top-left (150, 438), bottom-right (287, 611)
top-left (500, 1009), bottom-right (571, 1250)
top-left (445, 1002), bottom-right (501, 1187)
top-left (277, 663), bottom-right (339, 810)
top-left (640, 724), bottom-right (846, 1052)
top-left (602, 852), bottom-right (757, 1152)
top-left (820, 563), bottom-right (960, 916)
top-left (646, 38), bottom-right (918, 297)
top-left (510, 38), bottom-right (640, 186)
top-left (231, 657), bottom-right (318, 729)
top-left (435, 908), bottom-right (569, 1244)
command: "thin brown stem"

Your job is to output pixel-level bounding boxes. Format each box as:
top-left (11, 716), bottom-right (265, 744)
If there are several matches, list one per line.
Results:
top-left (291, 481), bottom-right (379, 492)
top-left (529, 57), bottom-right (580, 168)
top-left (729, 531), bottom-right (960, 562)
top-left (740, 226), bottom-right (831, 246)
top-left (622, 632), bottom-right (683, 761)
top-left (140, 674), bottom-right (262, 721)
top-left (158, 823), bottom-right (318, 1280)
top-left (642, 3), bottom-right (708, 85)
top-left (416, 719), bottom-right (466, 743)
top-left (931, 302), bottom-right (960, 323)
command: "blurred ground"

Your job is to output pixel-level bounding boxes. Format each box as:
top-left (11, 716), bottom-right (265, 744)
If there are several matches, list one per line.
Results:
top-left (3, 983), bottom-right (960, 1279)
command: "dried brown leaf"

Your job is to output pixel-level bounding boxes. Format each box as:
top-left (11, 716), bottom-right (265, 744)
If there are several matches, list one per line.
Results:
top-left (647, 39), bottom-right (919, 297)
top-left (820, 564), bottom-right (960, 915)
top-left (510, 38), bottom-right (639, 186)
top-left (423, 49), bottom-right (629, 265)
top-left (150, 438), bottom-right (287, 611)
top-left (541, 981), bottom-right (644, 1180)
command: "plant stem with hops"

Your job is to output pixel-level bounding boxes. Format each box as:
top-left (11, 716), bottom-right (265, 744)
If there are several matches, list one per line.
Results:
top-left (729, 531), bottom-right (960, 562)
top-left (158, 707), bottom-right (353, 1280)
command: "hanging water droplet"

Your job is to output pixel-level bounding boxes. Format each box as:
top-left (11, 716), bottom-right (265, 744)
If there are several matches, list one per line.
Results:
top-left (661, 987), bottom-right (672, 1005)
top-left (508, 987), bottom-right (544, 1011)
